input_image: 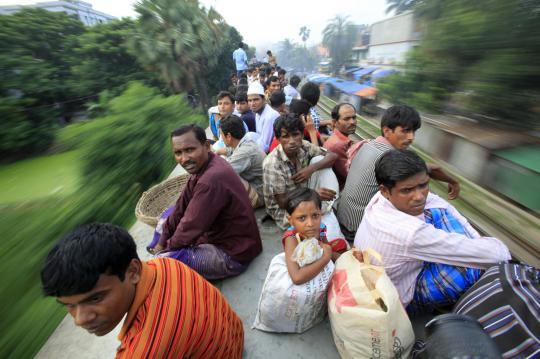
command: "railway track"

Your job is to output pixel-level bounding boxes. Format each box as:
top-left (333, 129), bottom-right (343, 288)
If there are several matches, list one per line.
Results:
top-left (317, 96), bottom-right (540, 267)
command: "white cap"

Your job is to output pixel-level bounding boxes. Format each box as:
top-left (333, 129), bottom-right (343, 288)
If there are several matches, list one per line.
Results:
top-left (247, 82), bottom-right (265, 96)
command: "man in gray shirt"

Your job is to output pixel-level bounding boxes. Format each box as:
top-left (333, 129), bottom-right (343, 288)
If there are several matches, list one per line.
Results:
top-left (220, 115), bottom-right (266, 208)
top-left (337, 105), bottom-right (460, 241)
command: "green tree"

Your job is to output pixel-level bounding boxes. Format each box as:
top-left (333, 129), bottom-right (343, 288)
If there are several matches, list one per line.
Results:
top-left (299, 26), bottom-right (310, 47)
top-left (129, 0), bottom-right (223, 108)
top-left (322, 15), bottom-right (357, 75)
top-left (277, 39), bottom-right (319, 72)
top-left (385, 0), bottom-right (421, 14)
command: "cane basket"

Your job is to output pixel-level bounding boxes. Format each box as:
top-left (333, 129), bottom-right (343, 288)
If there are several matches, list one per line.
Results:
top-left (135, 173), bottom-right (190, 227)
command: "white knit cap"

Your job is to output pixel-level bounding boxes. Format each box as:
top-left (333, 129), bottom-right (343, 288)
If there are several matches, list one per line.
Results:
top-left (247, 82), bottom-right (265, 96)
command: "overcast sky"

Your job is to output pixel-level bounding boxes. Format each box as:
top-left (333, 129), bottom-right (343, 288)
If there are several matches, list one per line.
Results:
top-left (1, 0), bottom-right (391, 51)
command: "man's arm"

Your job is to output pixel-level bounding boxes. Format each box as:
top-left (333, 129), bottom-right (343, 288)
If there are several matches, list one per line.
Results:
top-left (292, 149), bottom-right (338, 183)
top-left (427, 163), bottom-right (460, 200)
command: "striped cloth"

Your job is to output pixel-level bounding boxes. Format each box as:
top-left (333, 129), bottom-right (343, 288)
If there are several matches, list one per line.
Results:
top-left (116, 258), bottom-right (244, 358)
top-left (454, 263), bottom-right (540, 358)
top-left (409, 208), bottom-right (484, 312)
top-left (337, 139), bottom-right (393, 240)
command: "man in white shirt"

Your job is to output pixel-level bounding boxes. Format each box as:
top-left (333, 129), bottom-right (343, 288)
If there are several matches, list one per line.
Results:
top-left (283, 75), bottom-right (301, 105)
top-left (355, 149), bottom-right (511, 311)
top-left (247, 82), bottom-right (279, 153)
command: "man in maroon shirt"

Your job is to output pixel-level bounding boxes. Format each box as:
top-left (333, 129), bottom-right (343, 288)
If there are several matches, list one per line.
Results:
top-left (152, 124), bottom-right (262, 279)
top-left (323, 103), bottom-right (357, 189)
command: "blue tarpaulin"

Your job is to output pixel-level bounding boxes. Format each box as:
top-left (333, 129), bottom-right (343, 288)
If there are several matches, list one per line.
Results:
top-left (344, 67), bottom-right (362, 74)
top-left (372, 69), bottom-right (398, 78)
top-left (352, 67), bottom-right (378, 80)
top-left (325, 78), bottom-right (372, 95)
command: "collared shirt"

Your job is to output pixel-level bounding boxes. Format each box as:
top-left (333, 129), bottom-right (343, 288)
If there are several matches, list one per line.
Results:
top-left (262, 140), bottom-right (325, 228)
top-left (323, 129), bottom-right (352, 189)
top-left (160, 153), bottom-right (262, 263)
top-left (232, 47), bottom-right (247, 71)
top-left (283, 85), bottom-right (300, 105)
top-left (226, 134), bottom-right (266, 198)
top-left (337, 139), bottom-right (393, 235)
top-left (255, 104), bottom-right (280, 153)
top-left (240, 110), bottom-right (256, 132)
top-left (354, 192), bottom-right (511, 306)
top-left (309, 107), bottom-right (321, 130)
top-left (116, 258), bottom-right (244, 358)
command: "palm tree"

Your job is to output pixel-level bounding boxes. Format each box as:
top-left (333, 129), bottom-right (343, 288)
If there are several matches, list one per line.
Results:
top-left (385, 0), bottom-right (420, 14)
top-left (129, 0), bottom-right (222, 108)
top-left (299, 26), bottom-right (310, 48)
top-left (322, 15), bottom-right (356, 75)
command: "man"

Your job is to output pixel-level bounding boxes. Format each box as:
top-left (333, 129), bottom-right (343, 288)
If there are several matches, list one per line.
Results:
top-left (41, 223), bottom-right (244, 358)
top-left (355, 150), bottom-right (510, 310)
top-left (150, 124), bottom-right (262, 279)
top-left (266, 75), bottom-right (281, 98)
top-left (232, 42), bottom-right (248, 76)
top-left (247, 81), bottom-right (280, 153)
top-left (263, 113), bottom-right (339, 231)
top-left (235, 91), bottom-right (256, 132)
top-left (269, 90), bottom-right (287, 115)
top-left (324, 103), bottom-right (357, 189)
top-left (266, 50), bottom-right (277, 66)
top-left (300, 81), bottom-right (333, 134)
top-left (209, 91), bottom-right (236, 141)
top-left (277, 68), bottom-right (287, 88)
top-left (220, 115), bottom-right (266, 208)
top-left (283, 75), bottom-right (301, 105)
top-left (337, 104), bottom-right (460, 241)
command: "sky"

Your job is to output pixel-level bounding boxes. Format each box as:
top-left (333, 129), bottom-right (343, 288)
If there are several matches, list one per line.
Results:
top-left (1, 0), bottom-right (391, 51)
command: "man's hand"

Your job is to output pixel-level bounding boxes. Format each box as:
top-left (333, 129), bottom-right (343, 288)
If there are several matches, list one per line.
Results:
top-left (292, 167), bottom-right (315, 183)
top-left (301, 114), bottom-right (316, 134)
top-left (447, 181), bottom-right (460, 200)
top-left (316, 187), bottom-right (337, 201)
top-left (147, 243), bottom-right (164, 255)
top-left (213, 147), bottom-right (228, 156)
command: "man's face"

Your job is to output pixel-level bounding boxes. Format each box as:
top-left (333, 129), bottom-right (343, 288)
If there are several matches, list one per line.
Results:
top-left (248, 94), bottom-right (264, 112)
top-left (278, 128), bottom-right (303, 158)
top-left (334, 105), bottom-right (357, 135)
top-left (231, 75), bottom-right (237, 85)
top-left (287, 200), bottom-right (322, 240)
top-left (269, 81), bottom-right (281, 94)
top-left (57, 260), bottom-right (141, 337)
top-left (381, 171), bottom-right (430, 216)
top-left (383, 126), bottom-right (415, 150)
top-left (217, 97), bottom-right (234, 117)
top-left (171, 131), bottom-right (210, 174)
top-left (236, 100), bottom-right (249, 114)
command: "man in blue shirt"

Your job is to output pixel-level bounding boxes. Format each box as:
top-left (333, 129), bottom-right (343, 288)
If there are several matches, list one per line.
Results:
top-left (232, 42), bottom-right (248, 76)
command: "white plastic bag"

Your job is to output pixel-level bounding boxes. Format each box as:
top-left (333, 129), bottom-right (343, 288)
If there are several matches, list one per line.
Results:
top-left (292, 237), bottom-right (323, 267)
top-left (328, 249), bottom-right (414, 359)
top-left (253, 238), bottom-right (334, 333)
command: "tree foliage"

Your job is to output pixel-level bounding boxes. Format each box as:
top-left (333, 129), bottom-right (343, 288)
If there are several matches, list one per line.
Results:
top-left (380, 0), bottom-right (540, 130)
top-left (322, 15), bottom-right (357, 74)
top-left (277, 39), bottom-right (319, 73)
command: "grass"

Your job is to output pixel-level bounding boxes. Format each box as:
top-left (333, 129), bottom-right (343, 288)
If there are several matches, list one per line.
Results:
top-left (0, 151), bottom-right (81, 204)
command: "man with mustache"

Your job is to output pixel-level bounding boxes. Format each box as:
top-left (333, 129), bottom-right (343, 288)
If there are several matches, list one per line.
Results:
top-left (337, 105), bottom-right (460, 241)
top-left (41, 223), bottom-right (245, 358)
top-left (150, 124), bottom-right (262, 279)
top-left (323, 103), bottom-right (358, 189)
top-left (354, 150), bottom-right (510, 311)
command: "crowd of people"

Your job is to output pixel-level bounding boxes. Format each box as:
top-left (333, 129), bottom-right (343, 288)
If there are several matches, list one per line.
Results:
top-left (39, 45), bottom-right (538, 358)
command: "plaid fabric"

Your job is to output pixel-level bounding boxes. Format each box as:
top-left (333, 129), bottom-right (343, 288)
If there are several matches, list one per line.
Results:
top-left (409, 208), bottom-right (483, 312)
top-left (309, 107), bottom-right (321, 130)
top-left (281, 224), bottom-right (348, 253)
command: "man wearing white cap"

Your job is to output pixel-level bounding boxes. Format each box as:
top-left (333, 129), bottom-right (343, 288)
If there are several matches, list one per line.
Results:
top-left (247, 82), bottom-right (280, 153)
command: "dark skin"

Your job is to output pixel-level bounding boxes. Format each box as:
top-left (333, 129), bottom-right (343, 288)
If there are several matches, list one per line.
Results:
top-left (274, 128), bottom-right (338, 209)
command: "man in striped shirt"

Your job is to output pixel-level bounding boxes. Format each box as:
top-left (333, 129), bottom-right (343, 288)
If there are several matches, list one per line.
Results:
top-left (337, 105), bottom-right (460, 241)
top-left (41, 223), bottom-right (244, 358)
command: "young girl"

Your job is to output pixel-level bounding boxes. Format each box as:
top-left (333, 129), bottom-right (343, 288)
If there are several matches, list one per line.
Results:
top-left (283, 187), bottom-right (348, 284)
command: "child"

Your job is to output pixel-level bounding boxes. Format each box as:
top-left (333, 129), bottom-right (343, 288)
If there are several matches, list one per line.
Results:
top-left (282, 187), bottom-right (348, 284)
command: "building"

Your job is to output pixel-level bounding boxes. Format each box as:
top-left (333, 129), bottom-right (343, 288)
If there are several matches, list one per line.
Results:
top-left (0, 0), bottom-right (115, 26)
top-left (367, 11), bottom-right (420, 65)
top-left (350, 24), bottom-right (370, 65)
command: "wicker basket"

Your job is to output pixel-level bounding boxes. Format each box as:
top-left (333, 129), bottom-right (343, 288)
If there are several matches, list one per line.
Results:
top-left (135, 173), bottom-right (190, 227)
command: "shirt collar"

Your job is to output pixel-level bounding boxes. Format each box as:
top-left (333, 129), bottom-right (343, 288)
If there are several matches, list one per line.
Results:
top-left (275, 141), bottom-right (307, 164)
top-left (334, 129), bottom-right (351, 142)
top-left (256, 104), bottom-right (266, 115)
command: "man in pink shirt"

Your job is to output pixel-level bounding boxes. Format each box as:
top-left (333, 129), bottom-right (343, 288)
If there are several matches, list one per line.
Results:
top-left (323, 103), bottom-right (357, 189)
top-left (355, 149), bottom-right (511, 312)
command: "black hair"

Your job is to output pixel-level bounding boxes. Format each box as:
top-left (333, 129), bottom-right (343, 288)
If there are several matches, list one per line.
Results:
top-left (171, 124), bottom-right (207, 144)
top-left (375, 149), bottom-right (428, 191)
top-left (265, 67), bottom-right (273, 76)
top-left (267, 50), bottom-right (272, 55)
top-left (285, 187), bottom-right (322, 215)
top-left (219, 115), bottom-right (246, 140)
top-left (289, 75), bottom-right (301, 88)
top-left (217, 90), bottom-right (235, 103)
top-left (239, 73), bottom-right (248, 80)
top-left (331, 103), bottom-right (356, 120)
top-left (380, 105), bottom-right (421, 135)
top-left (273, 113), bottom-right (305, 139)
top-left (238, 77), bottom-right (248, 86)
top-left (41, 223), bottom-right (139, 297)
top-left (236, 92), bottom-right (248, 103)
top-left (278, 69), bottom-right (286, 76)
top-left (300, 81), bottom-right (320, 106)
top-left (237, 85), bottom-right (249, 94)
top-left (288, 99), bottom-right (312, 117)
top-left (231, 72), bottom-right (238, 79)
top-left (238, 41), bottom-right (244, 48)
top-left (267, 75), bottom-right (279, 84)
top-left (270, 90), bottom-right (286, 108)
